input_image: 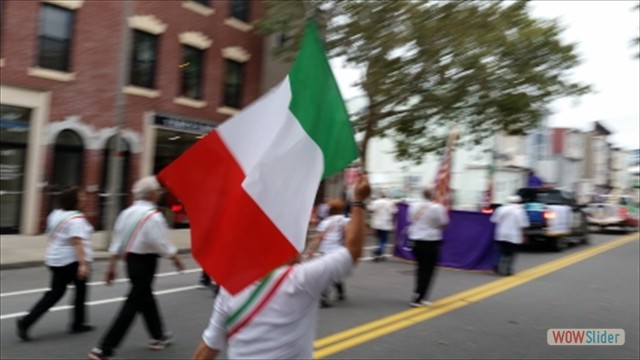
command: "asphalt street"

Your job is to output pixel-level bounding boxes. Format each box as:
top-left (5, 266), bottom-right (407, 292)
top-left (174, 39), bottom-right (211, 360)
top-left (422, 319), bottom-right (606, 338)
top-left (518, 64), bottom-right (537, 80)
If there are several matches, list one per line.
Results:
top-left (0, 232), bottom-right (638, 359)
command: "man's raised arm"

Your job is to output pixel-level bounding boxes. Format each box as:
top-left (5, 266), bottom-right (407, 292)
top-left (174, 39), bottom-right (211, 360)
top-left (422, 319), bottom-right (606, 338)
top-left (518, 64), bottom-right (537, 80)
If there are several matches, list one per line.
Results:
top-left (344, 173), bottom-right (371, 263)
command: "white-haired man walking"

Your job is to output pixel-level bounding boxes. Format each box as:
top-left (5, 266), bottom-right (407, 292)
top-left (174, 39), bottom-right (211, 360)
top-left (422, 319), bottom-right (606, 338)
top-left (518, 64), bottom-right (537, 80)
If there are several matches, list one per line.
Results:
top-left (89, 176), bottom-right (184, 360)
top-left (490, 195), bottom-right (530, 276)
top-left (407, 187), bottom-right (449, 307)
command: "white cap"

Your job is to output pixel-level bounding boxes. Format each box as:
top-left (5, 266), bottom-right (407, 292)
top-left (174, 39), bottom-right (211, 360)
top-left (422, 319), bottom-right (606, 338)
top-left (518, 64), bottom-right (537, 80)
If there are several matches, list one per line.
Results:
top-left (507, 195), bottom-right (522, 204)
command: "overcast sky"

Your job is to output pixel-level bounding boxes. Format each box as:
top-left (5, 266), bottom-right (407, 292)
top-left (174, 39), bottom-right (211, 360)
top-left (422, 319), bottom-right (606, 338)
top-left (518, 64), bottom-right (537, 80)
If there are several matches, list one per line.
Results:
top-left (331, 0), bottom-right (640, 151)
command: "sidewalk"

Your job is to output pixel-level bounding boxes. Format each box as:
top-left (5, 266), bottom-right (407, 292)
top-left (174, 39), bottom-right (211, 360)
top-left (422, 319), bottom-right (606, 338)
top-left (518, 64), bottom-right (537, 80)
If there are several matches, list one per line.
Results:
top-left (0, 229), bottom-right (193, 270)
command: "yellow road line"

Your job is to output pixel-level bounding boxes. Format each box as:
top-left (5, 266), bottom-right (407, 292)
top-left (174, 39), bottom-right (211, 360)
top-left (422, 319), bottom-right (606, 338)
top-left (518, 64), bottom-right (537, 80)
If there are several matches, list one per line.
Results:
top-left (313, 233), bottom-right (639, 358)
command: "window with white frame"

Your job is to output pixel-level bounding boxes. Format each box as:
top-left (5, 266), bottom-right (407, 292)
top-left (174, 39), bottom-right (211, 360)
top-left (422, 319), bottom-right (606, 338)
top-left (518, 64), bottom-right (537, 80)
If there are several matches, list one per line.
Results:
top-left (223, 60), bottom-right (244, 108)
top-left (179, 45), bottom-right (205, 100)
top-left (230, 0), bottom-right (250, 22)
top-left (130, 30), bottom-right (159, 89)
top-left (37, 4), bottom-right (75, 71)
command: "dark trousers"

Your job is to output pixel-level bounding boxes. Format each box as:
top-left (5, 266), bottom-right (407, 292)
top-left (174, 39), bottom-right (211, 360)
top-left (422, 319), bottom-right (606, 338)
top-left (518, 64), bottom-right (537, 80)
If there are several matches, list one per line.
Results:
top-left (495, 241), bottom-right (518, 276)
top-left (321, 281), bottom-right (345, 302)
top-left (99, 254), bottom-right (164, 356)
top-left (22, 261), bottom-right (88, 330)
top-left (411, 240), bottom-right (442, 302)
top-left (200, 271), bottom-right (211, 285)
top-left (374, 229), bottom-right (390, 257)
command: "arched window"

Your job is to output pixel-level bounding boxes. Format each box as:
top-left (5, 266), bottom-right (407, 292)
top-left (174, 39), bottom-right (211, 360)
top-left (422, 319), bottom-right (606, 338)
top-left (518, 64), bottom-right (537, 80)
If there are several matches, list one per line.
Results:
top-left (49, 129), bottom-right (84, 211)
top-left (99, 135), bottom-right (131, 230)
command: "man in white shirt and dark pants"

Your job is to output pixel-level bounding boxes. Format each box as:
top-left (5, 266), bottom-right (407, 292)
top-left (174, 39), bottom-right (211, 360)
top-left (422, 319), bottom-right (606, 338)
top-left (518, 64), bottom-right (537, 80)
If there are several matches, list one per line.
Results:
top-left (490, 195), bottom-right (530, 276)
top-left (407, 188), bottom-right (449, 307)
top-left (88, 176), bottom-right (184, 360)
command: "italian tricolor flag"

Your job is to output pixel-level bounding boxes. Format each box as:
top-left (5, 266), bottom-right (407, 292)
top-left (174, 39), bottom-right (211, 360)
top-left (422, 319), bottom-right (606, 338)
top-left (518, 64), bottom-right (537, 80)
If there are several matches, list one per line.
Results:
top-left (158, 20), bottom-right (358, 295)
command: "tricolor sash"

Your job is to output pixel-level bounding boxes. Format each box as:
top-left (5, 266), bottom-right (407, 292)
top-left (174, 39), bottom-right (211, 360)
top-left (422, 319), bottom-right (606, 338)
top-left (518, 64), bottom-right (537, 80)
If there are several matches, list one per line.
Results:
top-left (226, 265), bottom-right (295, 338)
top-left (48, 211), bottom-right (84, 241)
top-left (411, 203), bottom-right (432, 223)
top-left (118, 207), bottom-right (158, 257)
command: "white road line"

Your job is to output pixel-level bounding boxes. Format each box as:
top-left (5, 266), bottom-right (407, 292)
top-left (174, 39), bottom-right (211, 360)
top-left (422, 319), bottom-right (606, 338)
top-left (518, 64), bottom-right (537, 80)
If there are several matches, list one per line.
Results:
top-left (0, 285), bottom-right (202, 320)
top-left (0, 268), bottom-right (202, 298)
top-left (1, 245), bottom-right (391, 298)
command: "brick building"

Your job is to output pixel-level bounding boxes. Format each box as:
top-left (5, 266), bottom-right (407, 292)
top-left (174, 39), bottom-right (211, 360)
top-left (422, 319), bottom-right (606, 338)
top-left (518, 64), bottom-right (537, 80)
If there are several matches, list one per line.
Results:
top-left (0, 0), bottom-right (267, 234)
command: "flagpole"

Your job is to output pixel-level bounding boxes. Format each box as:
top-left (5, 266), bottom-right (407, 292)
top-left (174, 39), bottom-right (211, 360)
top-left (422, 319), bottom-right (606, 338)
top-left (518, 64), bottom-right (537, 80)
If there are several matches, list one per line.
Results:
top-left (102, 0), bottom-right (133, 249)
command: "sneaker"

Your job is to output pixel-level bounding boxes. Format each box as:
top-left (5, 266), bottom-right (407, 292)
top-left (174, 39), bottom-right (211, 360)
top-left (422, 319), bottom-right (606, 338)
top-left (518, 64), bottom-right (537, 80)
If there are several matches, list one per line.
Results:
top-left (70, 324), bottom-right (95, 334)
top-left (16, 317), bottom-right (31, 342)
top-left (410, 299), bottom-right (433, 307)
top-left (88, 347), bottom-right (109, 360)
top-left (148, 331), bottom-right (174, 350)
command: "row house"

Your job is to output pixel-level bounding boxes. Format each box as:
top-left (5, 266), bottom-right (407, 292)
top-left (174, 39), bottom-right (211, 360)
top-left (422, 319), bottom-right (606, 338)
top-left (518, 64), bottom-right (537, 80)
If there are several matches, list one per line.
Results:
top-left (544, 121), bottom-right (630, 203)
top-left (0, 0), bottom-right (267, 234)
top-left (584, 121), bottom-right (612, 194)
top-left (610, 147), bottom-right (628, 195)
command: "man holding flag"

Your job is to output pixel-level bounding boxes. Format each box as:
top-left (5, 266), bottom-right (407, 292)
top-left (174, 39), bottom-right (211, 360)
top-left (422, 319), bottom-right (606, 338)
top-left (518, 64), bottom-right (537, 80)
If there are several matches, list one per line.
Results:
top-left (192, 174), bottom-right (370, 359)
top-left (156, 19), bottom-right (365, 359)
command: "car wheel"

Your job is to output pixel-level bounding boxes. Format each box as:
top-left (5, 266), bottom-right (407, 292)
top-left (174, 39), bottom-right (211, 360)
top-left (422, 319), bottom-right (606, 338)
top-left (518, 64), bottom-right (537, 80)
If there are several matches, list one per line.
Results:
top-left (551, 237), bottom-right (567, 252)
top-left (580, 232), bottom-right (590, 245)
top-left (580, 215), bottom-right (590, 245)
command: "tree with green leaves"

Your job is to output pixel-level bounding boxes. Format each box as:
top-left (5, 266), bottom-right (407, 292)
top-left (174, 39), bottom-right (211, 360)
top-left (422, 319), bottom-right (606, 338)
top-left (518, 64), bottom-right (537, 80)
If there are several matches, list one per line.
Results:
top-left (257, 0), bottom-right (590, 169)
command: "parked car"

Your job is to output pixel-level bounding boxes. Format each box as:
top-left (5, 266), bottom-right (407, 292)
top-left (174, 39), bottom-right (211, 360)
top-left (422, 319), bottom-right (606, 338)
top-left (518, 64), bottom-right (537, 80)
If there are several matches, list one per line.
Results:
top-left (515, 187), bottom-right (589, 252)
top-left (585, 202), bottom-right (638, 233)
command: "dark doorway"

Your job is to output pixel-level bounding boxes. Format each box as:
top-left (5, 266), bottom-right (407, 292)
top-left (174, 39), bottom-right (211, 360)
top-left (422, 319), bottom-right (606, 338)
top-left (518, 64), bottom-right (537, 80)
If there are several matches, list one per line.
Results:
top-left (49, 129), bottom-right (84, 212)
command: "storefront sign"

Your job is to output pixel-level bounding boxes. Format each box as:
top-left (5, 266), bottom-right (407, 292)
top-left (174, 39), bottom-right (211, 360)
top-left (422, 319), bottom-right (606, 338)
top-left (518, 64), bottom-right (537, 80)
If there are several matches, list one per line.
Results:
top-left (154, 114), bottom-right (217, 134)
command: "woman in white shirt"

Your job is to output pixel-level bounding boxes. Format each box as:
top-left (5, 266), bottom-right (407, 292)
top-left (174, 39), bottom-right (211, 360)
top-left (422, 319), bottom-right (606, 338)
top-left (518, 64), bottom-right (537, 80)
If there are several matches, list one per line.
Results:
top-left (16, 186), bottom-right (94, 341)
top-left (304, 199), bottom-right (350, 308)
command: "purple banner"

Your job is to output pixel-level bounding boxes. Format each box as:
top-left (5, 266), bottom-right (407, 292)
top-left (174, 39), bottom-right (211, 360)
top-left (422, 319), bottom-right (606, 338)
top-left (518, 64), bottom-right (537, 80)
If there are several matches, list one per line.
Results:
top-left (394, 202), bottom-right (497, 271)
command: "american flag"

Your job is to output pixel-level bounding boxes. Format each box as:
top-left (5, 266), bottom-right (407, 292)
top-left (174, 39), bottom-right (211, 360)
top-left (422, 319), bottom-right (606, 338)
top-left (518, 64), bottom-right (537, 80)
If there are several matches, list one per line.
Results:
top-left (481, 152), bottom-right (496, 211)
top-left (433, 128), bottom-right (458, 210)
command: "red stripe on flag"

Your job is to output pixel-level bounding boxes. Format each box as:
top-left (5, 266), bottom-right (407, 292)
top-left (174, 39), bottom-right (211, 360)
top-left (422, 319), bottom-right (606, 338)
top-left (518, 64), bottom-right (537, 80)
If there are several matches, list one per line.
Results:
top-left (433, 130), bottom-right (457, 210)
top-left (158, 132), bottom-right (298, 295)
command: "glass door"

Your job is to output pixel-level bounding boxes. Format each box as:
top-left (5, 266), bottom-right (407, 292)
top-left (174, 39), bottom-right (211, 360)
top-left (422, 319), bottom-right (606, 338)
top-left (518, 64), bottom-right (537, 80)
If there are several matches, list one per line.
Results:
top-left (0, 104), bottom-right (31, 234)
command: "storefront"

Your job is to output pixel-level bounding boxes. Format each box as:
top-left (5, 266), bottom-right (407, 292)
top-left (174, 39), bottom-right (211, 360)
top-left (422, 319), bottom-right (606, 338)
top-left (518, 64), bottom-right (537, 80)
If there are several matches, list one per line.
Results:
top-left (150, 113), bottom-right (217, 227)
top-left (0, 85), bottom-right (50, 235)
top-left (0, 105), bottom-right (31, 234)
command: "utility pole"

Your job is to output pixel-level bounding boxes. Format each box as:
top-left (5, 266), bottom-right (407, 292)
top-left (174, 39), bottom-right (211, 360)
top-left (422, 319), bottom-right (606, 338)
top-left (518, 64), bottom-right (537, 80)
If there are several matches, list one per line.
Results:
top-left (102, 0), bottom-right (133, 249)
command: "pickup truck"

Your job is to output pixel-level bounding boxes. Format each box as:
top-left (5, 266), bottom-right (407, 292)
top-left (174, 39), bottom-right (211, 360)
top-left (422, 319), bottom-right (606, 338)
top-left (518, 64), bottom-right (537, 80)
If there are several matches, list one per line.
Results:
top-left (515, 187), bottom-right (589, 251)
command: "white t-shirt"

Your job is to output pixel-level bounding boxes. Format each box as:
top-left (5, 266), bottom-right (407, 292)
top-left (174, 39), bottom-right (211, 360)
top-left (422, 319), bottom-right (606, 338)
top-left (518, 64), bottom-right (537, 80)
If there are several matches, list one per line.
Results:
top-left (407, 200), bottom-right (449, 241)
top-left (368, 198), bottom-right (397, 231)
top-left (108, 200), bottom-right (177, 257)
top-left (202, 248), bottom-right (353, 359)
top-left (490, 204), bottom-right (530, 244)
top-left (45, 209), bottom-right (94, 267)
top-left (316, 215), bottom-right (350, 254)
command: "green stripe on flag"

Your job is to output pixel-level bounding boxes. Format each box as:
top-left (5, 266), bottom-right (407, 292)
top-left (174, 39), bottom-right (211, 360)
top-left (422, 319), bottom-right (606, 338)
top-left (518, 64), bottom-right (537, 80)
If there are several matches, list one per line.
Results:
top-left (288, 20), bottom-right (359, 178)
